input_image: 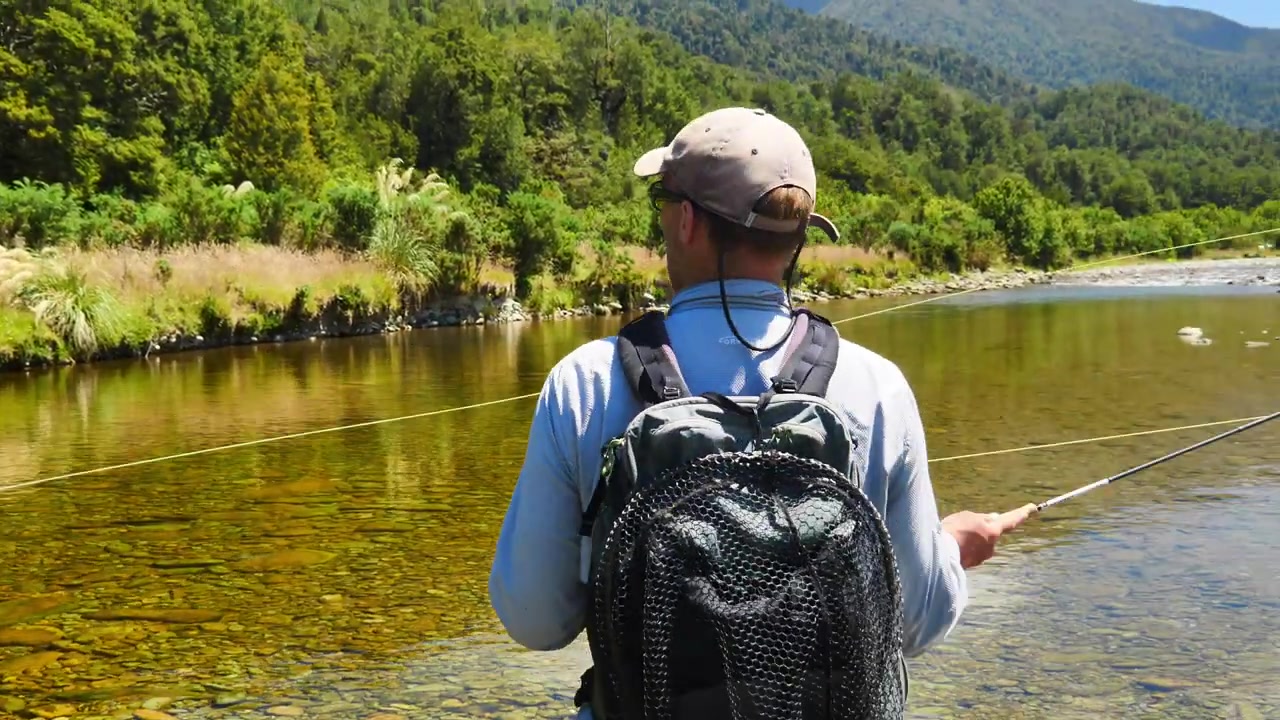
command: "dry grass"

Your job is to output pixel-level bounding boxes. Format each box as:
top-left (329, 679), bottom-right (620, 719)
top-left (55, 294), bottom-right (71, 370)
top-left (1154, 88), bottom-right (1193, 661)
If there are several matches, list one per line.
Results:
top-left (0, 244), bottom-right (405, 365)
top-left (1, 240), bottom-right (905, 366)
top-left (7, 242), bottom-right (897, 315)
top-left (475, 243), bottom-right (895, 293)
top-left (0, 247), bottom-right (39, 304)
top-left (618, 245), bottom-right (666, 275)
top-left (1194, 245), bottom-right (1276, 260)
top-left (1082, 243), bottom-right (1275, 269)
top-left (60, 244), bottom-right (395, 308)
top-left (620, 243), bottom-right (883, 273)
top-left (478, 262), bottom-right (515, 290)
top-left (477, 243), bottom-right (665, 292)
top-left (800, 244), bottom-right (884, 265)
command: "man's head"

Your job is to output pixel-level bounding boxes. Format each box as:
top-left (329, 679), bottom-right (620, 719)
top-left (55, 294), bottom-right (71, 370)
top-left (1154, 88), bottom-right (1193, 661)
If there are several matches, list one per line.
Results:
top-left (633, 107), bottom-right (839, 293)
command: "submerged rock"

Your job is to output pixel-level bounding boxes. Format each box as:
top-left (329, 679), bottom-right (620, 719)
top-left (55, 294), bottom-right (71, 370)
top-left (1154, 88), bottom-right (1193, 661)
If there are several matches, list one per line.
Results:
top-left (1227, 702), bottom-right (1265, 720)
top-left (230, 549), bottom-right (338, 572)
top-left (0, 627), bottom-right (62, 646)
top-left (150, 559), bottom-right (225, 569)
top-left (81, 609), bottom-right (224, 624)
top-left (1179, 335), bottom-right (1213, 346)
top-left (0, 650), bottom-right (62, 674)
top-left (0, 594), bottom-right (71, 627)
top-left (133, 709), bottom-right (179, 720)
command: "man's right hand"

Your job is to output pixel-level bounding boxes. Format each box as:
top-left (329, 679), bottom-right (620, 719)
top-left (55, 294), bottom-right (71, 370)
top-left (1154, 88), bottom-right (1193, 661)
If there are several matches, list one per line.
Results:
top-left (942, 504), bottom-right (1037, 569)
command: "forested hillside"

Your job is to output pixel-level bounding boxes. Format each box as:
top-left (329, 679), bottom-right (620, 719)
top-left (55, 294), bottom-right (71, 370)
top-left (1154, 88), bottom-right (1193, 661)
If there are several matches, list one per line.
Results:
top-left (1, 0), bottom-right (1278, 367)
top-left (785, 0), bottom-right (1280, 129)
top-left (553, 0), bottom-right (1037, 107)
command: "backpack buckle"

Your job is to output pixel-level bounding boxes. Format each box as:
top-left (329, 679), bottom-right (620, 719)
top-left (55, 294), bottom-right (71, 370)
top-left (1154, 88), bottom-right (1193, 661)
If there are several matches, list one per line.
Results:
top-left (661, 385), bottom-right (681, 400)
top-left (771, 378), bottom-right (799, 393)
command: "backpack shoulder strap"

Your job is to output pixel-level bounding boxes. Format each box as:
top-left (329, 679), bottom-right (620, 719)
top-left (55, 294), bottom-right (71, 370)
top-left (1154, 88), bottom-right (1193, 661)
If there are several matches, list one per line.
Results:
top-left (769, 308), bottom-right (840, 397)
top-left (579, 311), bottom-right (688, 541)
top-left (617, 307), bottom-right (840, 403)
top-left (616, 310), bottom-right (692, 408)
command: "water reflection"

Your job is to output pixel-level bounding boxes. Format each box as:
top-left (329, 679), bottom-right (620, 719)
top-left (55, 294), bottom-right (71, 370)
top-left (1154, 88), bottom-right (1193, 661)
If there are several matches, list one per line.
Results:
top-left (0, 286), bottom-right (1276, 718)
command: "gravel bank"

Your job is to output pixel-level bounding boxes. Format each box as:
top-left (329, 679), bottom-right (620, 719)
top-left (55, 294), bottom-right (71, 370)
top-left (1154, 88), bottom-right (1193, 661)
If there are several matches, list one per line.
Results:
top-left (1047, 257), bottom-right (1280, 289)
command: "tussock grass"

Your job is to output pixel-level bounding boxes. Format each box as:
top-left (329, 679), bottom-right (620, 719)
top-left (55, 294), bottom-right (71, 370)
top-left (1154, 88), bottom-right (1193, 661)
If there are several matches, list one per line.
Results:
top-left (0, 244), bottom-right (400, 365)
top-left (365, 159), bottom-right (473, 294)
top-left (17, 263), bottom-right (126, 357)
top-left (2, 247), bottom-right (127, 359)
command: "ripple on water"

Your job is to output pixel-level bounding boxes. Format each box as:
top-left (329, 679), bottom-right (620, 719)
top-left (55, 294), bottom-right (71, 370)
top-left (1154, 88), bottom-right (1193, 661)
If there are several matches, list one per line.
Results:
top-left (0, 288), bottom-right (1276, 718)
top-left (902, 479), bottom-right (1280, 719)
top-left (1, 483), bottom-right (1273, 719)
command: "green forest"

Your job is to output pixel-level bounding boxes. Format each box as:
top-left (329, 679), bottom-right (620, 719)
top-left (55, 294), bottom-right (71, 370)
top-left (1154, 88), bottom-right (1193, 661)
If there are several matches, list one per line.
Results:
top-left (786, 0), bottom-right (1280, 130)
top-left (1, 0), bottom-right (1278, 367)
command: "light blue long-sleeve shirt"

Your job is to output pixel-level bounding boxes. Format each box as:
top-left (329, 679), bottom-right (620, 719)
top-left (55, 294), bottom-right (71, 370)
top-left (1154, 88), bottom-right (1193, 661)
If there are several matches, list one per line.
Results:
top-left (488, 278), bottom-right (968, 713)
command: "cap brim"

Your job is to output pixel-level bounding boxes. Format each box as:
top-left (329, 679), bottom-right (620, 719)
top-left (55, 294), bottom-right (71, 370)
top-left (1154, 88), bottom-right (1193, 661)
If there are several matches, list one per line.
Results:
top-left (808, 212), bottom-right (840, 243)
top-left (632, 146), bottom-right (669, 177)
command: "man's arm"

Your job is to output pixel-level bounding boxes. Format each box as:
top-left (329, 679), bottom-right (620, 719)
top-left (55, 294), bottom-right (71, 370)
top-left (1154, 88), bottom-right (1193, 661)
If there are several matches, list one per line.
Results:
top-left (884, 383), bottom-right (969, 658)
top-left (488, 370), bottom-right (588, 651)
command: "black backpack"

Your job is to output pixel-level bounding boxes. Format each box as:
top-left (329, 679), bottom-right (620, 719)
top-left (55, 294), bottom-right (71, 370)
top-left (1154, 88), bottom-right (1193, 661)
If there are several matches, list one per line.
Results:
top-left (573, 308), bottom-right (908, 720)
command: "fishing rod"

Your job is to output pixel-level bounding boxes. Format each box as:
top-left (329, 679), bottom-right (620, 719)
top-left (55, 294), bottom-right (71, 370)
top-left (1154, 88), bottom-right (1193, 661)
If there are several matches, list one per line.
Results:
top-left (1013, 410), bottom-right (1280, 518)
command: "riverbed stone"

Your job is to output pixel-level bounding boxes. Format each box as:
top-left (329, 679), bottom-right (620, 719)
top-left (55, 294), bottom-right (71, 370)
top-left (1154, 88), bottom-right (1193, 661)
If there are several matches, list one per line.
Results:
top-left (212, 692), bottom-right (248, 707)
top-left (1227, 702), bottom-right (1265, 720)
top-left (0, 627), bottom-right (62, 646)
top-left (81, 609), bottom-right (224, 624)
top-left (133, 710), bottom-right (179, 720)
top-left (31, 704), bottom-right (79, 718)
top-left (0, 594), bottom-right (71, 627)
top-left (151, 558), bottom-right (225, 569)
top-left (0, 649), bottom-right (62, 674)
top-left (230, 549), bottom-right (337, 572)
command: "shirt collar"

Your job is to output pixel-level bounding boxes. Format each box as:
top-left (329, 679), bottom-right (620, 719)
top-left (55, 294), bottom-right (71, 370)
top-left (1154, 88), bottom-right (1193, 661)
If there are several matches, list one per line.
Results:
top-left (667, 279), bottom-right (791, 316)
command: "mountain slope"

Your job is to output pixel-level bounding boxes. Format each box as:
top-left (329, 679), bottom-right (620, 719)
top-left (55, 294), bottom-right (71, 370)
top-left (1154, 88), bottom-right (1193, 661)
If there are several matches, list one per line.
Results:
top-left (554, 0), bottom-right (1038, 107)
top-left (785, 0), bottom-right (1280, 129)
top-left (2, 0), bottom-right (1278, 304)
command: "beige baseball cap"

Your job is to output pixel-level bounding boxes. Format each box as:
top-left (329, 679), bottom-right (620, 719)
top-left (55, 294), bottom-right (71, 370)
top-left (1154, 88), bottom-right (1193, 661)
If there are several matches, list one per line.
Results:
top-left (632, 106), bottom-right (839, 242)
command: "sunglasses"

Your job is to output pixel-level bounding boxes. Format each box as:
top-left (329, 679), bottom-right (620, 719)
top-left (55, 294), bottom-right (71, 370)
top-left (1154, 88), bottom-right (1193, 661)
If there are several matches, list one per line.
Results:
top-left (647, 182), bottom-right (688, 212)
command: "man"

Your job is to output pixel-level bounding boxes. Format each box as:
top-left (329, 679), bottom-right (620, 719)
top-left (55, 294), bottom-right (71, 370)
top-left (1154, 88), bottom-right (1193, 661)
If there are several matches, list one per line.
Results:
top-left (488, 107), bottom-right (1034, 714)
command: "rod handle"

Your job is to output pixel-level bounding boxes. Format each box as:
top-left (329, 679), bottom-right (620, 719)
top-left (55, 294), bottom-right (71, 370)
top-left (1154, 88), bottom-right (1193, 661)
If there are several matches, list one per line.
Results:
top-left (995, 503), bottom-right (1039, 533)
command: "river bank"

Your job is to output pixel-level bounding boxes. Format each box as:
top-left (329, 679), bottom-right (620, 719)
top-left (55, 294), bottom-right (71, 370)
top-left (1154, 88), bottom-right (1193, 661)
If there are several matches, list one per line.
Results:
top-left (1046, 256), bottom-right (1280, 288)
top-left (0, 248), bottom-right (1050, 373)
top-left (3, 249), bottom-right (1275, 374)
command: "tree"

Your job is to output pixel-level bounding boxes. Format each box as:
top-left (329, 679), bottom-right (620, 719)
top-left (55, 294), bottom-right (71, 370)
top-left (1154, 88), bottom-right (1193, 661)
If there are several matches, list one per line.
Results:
top-left (974, 175), bottom-right (1045, 264)
top-left (223, 53), bottom-right (329, 194)
top-left (502, 188), bottom-right (575, 299)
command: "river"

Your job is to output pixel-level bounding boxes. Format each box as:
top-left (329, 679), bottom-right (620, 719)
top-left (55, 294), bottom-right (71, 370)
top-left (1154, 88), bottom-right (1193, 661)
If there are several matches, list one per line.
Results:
top-left (0, 278), bottom-right (1276, 719)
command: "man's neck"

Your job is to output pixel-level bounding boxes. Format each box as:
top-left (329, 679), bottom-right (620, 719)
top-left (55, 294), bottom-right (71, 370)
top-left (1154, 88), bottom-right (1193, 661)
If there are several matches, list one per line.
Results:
top-left (668, 277), bottom-right (790, 311)
top-left (671, 271), bottom-right (784, 296)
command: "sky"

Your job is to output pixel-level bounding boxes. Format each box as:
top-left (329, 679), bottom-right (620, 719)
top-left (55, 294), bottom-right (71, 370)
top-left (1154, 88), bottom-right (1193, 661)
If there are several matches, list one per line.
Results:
top-left (1141, 0), bottom-right (1280, 28)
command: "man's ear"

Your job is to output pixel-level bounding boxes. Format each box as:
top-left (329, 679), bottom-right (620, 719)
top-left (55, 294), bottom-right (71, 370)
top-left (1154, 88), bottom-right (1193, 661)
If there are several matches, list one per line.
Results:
top-left (677, 201), bottom-right (698, 248)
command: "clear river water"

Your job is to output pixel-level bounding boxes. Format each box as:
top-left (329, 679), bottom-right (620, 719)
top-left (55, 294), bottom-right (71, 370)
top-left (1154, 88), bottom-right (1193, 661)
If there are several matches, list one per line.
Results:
top-left (0, 282), bottom-right (1276, 719)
